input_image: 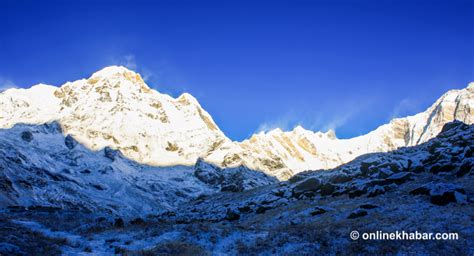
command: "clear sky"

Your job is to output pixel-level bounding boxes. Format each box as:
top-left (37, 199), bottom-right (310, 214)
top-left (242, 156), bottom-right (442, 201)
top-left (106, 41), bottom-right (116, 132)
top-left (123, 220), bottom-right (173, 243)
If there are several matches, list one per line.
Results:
top-left (1, 0), bottom-right (473, 141)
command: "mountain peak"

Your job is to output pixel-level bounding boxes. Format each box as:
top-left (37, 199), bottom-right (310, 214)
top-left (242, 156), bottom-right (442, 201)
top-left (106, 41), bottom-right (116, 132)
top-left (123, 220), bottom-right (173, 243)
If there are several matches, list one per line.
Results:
top-left (467, 82), bottom-right (474, 89)
top-left (90, 66), bottom-right (145, 85)
top-left (91, 66), bottom-right (134, 78)
top-left (86, 66), bottom-right (148, 93)
top-left (292, 125), bottom-right (307, 133)
top-left (268, 128), bottom-right (284, 135)
top-left (325, 129), bottom-right (337, 139)
top-left (177, 92), bottom-right (199, 106)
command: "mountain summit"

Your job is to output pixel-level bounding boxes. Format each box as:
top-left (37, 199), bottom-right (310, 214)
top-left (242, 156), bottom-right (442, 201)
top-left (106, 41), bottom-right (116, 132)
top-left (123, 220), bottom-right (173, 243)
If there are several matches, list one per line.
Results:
top-left (0, 66), bottom-right (472, 179)
top-left (0, 66), bottom-right (227, 167)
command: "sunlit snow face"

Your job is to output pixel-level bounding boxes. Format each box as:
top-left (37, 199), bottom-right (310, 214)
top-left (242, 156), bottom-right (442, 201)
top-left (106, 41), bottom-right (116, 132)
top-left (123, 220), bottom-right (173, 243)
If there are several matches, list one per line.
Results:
top-left (0, 66), bottom-right (472, 180)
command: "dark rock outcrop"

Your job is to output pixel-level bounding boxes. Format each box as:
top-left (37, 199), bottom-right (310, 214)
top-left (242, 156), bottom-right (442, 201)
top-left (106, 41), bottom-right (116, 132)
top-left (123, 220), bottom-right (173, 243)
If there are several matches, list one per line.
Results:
top-left (64, 135), bottom-right (78, 150)
top-left (225, 208), bottom-right (240, 221)
top-left (292, 177), bottom-right (321, 197)
top-left (194, 159), bottom-right (224, 185)
top-left (104, 147), bottom-right (118, 161)
top-left (348, 209), bottom-right (368, 219)
top-left (20, 131), bottom-right (33, 142)
top-left (386, 172), bottom-right (412, 185)
top-left (410, 182), bottom-right (467, 206)
top-left (114, 218), bottom-right (124, 228)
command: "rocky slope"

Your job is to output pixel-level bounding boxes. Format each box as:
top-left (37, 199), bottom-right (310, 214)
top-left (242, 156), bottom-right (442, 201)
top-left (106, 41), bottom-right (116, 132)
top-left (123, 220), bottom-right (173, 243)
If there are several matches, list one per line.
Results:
top-left (0, 66), bottom-right (472, 180)
top-left (133, 121), bottom-right (473, 254)
top-left (2, 121), bottom-right (472, 255)
top-left (0, 122), bottom-right (276, 217)
top-left (164, 121), bottom-right (474, 226)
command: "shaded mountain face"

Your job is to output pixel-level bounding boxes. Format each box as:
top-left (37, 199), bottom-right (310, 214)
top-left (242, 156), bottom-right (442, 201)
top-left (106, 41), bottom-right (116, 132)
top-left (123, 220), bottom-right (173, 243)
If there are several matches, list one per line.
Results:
top-left (0, 66), bottom-right (472, 180)
top-left (0, 122), bottom-right (276, 217)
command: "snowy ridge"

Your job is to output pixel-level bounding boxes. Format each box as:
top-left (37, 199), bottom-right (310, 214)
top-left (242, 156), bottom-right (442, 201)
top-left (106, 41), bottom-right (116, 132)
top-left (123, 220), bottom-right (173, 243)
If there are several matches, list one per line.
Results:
top-left (205, 83), bottom-right (474, 179)
top-left (0, 84), bottom-right (60, 127)
top-left (0, 66), bottom-right (472, 180)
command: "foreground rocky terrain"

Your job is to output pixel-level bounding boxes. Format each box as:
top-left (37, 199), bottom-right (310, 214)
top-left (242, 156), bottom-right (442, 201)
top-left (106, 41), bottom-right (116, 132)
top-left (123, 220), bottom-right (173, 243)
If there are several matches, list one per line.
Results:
top-left (1, 121), bottom-right (472, 255)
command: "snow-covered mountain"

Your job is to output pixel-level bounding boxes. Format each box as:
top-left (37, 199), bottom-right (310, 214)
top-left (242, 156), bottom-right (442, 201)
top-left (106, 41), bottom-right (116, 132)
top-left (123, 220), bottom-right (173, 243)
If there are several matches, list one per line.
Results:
top-left (207, 82), bottom-right (474, 179)
top-left (0, 66), bottom-right (228, 167)
top-left (1, 66), bottom-right (474, 255)
top-left (0, 66), bottom-right (472, 180)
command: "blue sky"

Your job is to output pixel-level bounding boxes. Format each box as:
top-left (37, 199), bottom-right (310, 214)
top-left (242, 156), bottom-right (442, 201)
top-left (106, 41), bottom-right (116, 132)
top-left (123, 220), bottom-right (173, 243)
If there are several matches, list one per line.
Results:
top-left (1, 0), bottom-right (473, 141)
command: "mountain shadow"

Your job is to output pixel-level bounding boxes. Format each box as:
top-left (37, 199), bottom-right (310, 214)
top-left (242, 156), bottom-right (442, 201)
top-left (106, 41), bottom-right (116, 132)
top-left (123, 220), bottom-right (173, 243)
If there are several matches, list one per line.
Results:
top-left (0, 121), bottom-right (277, 218)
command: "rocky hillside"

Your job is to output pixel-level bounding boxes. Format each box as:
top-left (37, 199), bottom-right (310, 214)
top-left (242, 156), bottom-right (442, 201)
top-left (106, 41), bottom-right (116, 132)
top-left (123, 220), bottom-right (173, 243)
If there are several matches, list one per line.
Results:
top-left (1, 121), bottom-right (472, 255)
top-left (129, 121), bottom-right (474, 254)
top-left (0, 122), bottom-right (276, 217)
top-left (0, 67), bottom-right (472, 180)
top-left (167, 121), bottom-right (474, 224)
